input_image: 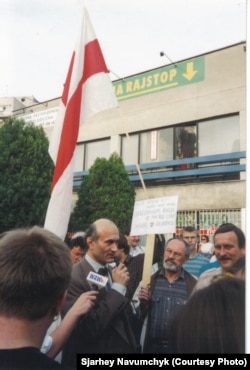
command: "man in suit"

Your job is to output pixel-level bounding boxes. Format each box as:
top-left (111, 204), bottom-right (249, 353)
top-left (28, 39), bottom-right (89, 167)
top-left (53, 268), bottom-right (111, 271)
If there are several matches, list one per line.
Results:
top-left (61, 219), bottom-right (137, 367)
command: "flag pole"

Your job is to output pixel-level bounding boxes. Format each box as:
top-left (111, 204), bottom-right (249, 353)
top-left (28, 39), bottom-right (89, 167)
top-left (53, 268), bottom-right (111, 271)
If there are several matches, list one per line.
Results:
top-left (117, 107), bottom-right (156, 286)
top-left (117, 108), bottom-right (147, 193)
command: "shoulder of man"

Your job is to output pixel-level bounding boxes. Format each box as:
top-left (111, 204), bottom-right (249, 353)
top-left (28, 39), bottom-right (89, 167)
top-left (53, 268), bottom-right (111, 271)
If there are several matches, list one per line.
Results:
top-left (183, 268), bottom-right (197, 280)
top-left (149, 268), bottom-right (162, 288)
top-left (199, 266), bottom-right (222, 278)
top-left (71, 257), bottom-right (92, 279)
top-left (192, 266), bottom-right (222, 294)
top-left (197, 253), bottom-right (211, 261)
top-left (133, 253), bottom-right (145, 262)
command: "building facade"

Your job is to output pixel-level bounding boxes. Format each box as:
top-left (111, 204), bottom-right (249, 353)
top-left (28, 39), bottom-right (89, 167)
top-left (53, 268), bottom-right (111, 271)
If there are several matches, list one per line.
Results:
top-left (73, 42), bottom-right (246, 236)
top-left (2, 42), bottom-right (246, 237)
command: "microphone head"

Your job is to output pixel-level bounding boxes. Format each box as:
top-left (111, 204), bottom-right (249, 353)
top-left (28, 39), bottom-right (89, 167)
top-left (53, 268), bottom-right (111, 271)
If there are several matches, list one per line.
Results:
top-left (87, 271), bottom-right (108, 290)
top-left (160, 51), bottom-right (165, 57)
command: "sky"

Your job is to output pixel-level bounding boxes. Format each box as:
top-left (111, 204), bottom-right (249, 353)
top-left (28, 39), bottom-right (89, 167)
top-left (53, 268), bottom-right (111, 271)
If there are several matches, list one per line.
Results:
top-left (0, 0), bottom-right (247, 102)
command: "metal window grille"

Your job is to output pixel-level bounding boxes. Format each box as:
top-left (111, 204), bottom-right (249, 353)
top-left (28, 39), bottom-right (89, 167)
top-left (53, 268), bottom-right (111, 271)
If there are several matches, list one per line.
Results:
top-left (176, 209), bottom-right (241, 235)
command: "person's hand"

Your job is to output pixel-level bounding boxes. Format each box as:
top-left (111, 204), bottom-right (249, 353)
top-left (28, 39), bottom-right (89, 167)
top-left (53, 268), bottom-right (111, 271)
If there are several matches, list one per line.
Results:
top-left (138, 285), bottom-right (151, 302)
top-left (69, 291), bottom-right (98, 318)
top-left (111, 263), bottom-right (130, 286)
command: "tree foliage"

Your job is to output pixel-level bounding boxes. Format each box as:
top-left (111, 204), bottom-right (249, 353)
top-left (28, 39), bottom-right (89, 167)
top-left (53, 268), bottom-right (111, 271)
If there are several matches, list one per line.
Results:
top-left (0, 118), bottom-right (54, 233)
top-left (70, 152), bottom-right (136, 233)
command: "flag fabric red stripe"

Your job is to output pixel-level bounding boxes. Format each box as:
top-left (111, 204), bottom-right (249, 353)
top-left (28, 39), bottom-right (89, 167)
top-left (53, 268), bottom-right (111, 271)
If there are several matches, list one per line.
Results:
top-left (83, 40), bottom-right (109, 82)
top-left (44, 8), bottom-right (118, 240)
top-left (51, 39), bottom-right (108, 190)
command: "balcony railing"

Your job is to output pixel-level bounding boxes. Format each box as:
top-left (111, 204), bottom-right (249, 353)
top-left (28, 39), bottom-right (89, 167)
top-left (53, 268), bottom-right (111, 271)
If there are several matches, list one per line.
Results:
top-left (73, 151), bottom-right (246, 188)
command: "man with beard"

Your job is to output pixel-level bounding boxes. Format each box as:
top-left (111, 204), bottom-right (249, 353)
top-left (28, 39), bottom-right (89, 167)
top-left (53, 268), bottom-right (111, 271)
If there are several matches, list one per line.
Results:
top-left (137, 238), bottom-right (196, 353)
top-left (192, 223), bottom-right (246, 293)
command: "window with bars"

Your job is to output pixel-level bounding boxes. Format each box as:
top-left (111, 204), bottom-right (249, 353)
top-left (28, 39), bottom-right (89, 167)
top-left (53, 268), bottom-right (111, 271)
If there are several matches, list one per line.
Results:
top-left (176, 209), bottom-right (241, 235)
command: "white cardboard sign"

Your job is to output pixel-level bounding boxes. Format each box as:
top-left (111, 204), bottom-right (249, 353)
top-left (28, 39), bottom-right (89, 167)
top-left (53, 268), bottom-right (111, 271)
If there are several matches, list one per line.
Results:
top-left (130, 196), bottom-right (178, 235)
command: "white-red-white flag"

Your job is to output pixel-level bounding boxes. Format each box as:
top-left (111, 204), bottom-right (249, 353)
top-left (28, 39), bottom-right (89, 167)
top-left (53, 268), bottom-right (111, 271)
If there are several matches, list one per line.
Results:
top-left (44, 8), bottom-right (118, 240)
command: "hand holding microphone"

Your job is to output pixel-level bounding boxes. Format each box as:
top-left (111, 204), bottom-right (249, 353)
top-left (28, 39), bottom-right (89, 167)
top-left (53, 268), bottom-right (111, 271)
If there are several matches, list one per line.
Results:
top-left (68, 291), bottom-right (98, 317)
top-left (112, 262), bottom-right (130, 287)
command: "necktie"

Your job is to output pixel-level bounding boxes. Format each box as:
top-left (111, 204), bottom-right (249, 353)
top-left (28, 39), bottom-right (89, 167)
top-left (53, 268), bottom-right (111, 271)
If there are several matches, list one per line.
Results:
top-left (98, 267), bottom-right (109, 276)
top-left (98, 267), bottom-right (111, 290)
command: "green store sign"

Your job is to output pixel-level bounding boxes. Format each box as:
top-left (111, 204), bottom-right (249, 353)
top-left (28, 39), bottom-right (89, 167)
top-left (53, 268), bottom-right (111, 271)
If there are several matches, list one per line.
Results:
top-left (113, 56), bottom-right (205, 101)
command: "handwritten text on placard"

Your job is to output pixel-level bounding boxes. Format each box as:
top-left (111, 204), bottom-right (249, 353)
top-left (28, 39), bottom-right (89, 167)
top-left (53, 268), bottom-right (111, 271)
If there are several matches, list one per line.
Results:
top-left (130, 196), bottom-right (178, 235)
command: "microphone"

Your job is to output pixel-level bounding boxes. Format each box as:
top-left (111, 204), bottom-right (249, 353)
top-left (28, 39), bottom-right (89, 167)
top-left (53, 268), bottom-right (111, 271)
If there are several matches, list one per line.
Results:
top-left (114, 256), bottom-right (120, 266)
top-left (87, 271), bottom-right (108, 290)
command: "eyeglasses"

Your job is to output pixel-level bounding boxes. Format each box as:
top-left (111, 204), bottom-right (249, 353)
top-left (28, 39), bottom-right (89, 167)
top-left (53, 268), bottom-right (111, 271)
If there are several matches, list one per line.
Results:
top-left (183, 236), bottom-right (197, 240)
top-left (201, 238), bottom-right (207, 241)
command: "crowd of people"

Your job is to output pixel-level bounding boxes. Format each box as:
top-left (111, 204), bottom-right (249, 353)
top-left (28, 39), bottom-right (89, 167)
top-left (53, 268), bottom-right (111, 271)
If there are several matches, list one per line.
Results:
top-left (0, 220), bottom-right (246, 369)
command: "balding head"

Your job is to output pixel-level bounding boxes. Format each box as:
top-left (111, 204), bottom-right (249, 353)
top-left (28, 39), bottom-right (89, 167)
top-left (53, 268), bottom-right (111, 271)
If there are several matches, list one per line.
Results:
top-left (94, 219), bottom-right (118, 237)
top-left (86, 219), bottom-right (119, 265)
top-left (86, 219), bottom-right (118, 241)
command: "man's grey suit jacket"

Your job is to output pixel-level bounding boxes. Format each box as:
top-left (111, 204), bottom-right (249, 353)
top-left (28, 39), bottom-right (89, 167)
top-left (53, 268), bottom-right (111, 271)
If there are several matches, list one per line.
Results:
top-left (62, 257), bottom-right (137, 367)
